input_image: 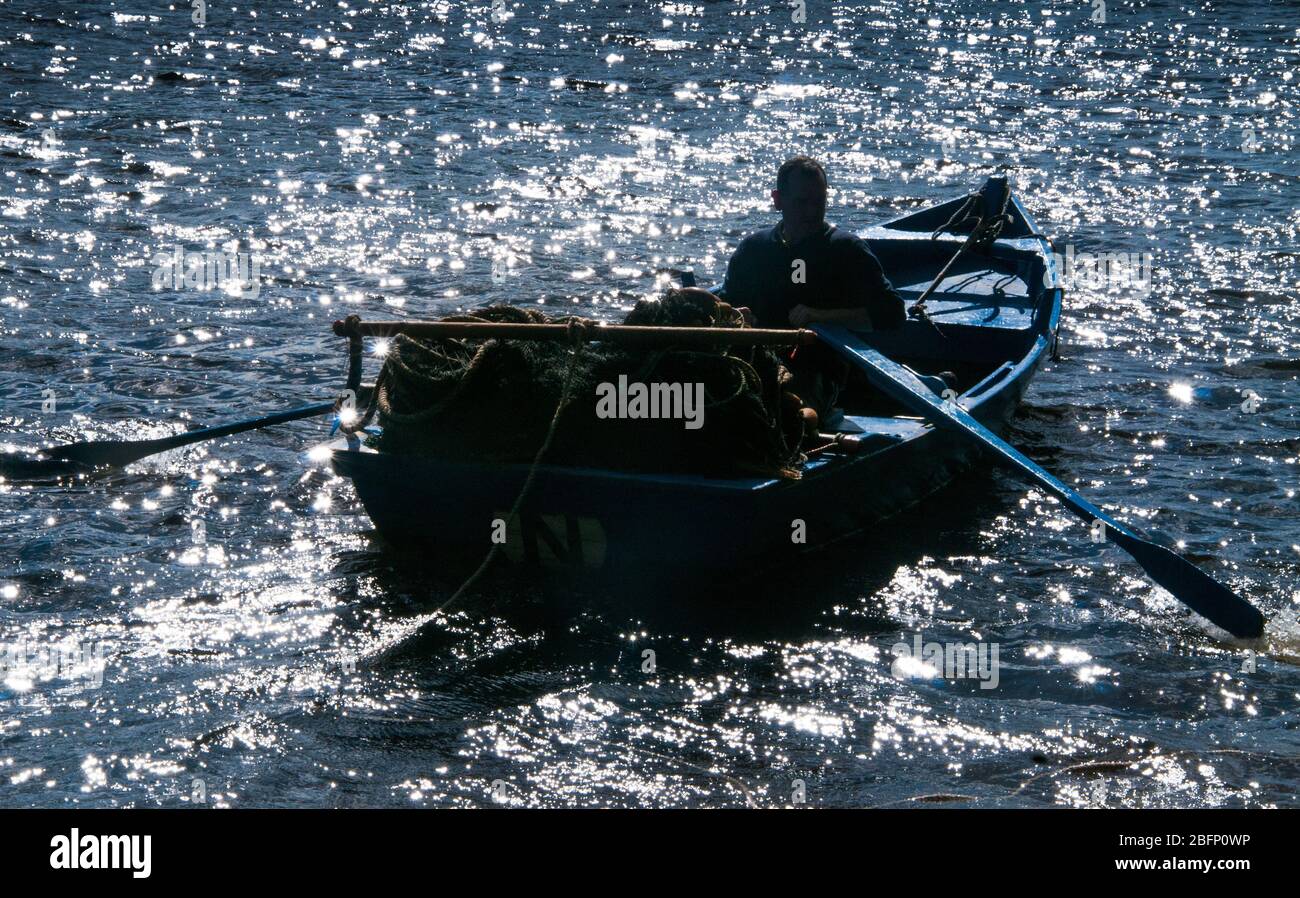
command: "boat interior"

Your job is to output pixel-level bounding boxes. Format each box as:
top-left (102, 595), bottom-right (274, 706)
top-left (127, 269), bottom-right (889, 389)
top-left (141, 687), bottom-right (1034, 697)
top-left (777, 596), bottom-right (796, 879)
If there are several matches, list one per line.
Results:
top-left (823, 229), bottom-right (1054, 430)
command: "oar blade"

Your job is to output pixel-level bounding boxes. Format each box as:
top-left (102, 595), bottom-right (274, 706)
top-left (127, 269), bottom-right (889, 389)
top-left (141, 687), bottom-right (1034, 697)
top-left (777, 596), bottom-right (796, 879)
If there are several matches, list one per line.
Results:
top-left (47, 440), bottom-right (162, 469)
top-left (0, 451), bottom-right (90, 481)
top-left (1109, 530), bottom-right (1265, 638)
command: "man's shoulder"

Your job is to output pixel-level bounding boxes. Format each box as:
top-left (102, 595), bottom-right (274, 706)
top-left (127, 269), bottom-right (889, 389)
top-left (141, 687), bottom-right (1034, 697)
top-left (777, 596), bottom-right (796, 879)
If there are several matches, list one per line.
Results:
top-left (826, 226), bottom-right (882, 264)
top-left (826, 225), bottom-right (870, 251)
top-left (735, 225), bottom-right (781, 252)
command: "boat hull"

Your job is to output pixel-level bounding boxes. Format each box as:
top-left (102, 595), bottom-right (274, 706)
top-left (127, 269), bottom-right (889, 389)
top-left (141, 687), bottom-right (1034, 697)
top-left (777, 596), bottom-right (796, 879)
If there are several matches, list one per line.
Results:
top-left (331, 339), bottom-right (1041, 586)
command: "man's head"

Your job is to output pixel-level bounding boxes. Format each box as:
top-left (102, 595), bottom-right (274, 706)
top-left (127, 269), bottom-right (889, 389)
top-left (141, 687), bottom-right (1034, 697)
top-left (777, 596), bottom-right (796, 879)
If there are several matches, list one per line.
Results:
top-left (772, 156), bottom-right (828, 242)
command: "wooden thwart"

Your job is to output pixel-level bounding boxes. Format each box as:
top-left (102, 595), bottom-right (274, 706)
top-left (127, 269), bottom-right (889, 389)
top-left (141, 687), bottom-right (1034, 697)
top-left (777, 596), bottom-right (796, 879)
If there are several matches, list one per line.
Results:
top-left (332, 317), bottom-right (817, 347)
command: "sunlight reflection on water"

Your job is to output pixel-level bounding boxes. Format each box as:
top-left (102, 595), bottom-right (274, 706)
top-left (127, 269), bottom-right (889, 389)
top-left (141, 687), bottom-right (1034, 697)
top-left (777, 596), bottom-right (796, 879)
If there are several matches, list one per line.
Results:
top-left (0, 0), bottom-right (1295, 807)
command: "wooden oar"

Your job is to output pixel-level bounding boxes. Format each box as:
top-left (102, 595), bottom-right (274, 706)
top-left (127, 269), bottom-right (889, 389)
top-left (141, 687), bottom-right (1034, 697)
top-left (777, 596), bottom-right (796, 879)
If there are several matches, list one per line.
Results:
top-left (334, 318), bottom-right (818, 347)
top-left (2, 401), bottom-right (337, 478)
top-left (813, 323), bottom-right (1267, 639)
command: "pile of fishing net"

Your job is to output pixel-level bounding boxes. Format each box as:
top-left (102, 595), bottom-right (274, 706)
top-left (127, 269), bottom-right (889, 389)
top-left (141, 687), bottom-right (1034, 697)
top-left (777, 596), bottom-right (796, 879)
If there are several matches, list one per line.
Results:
top-left (365, 290), bottom-right (807, 479)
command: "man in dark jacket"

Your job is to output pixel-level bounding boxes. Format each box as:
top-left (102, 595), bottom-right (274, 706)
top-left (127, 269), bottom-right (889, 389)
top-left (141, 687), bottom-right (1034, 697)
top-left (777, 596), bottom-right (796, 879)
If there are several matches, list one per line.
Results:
top-left (722, 157), bottom-right (906, 422)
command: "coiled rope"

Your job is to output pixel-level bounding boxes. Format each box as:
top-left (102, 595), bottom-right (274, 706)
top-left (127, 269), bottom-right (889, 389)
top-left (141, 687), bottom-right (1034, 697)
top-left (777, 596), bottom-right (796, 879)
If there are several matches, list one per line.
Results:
top-left (347, 299), bottom-right (801, 479)
top-left (337, 293), bottom-right (805, 607)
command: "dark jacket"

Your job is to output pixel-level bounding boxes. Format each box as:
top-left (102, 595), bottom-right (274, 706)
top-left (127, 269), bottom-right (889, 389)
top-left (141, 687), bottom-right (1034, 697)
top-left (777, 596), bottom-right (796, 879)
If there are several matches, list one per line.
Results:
top-left (722, 223), bottom-right (905, 330)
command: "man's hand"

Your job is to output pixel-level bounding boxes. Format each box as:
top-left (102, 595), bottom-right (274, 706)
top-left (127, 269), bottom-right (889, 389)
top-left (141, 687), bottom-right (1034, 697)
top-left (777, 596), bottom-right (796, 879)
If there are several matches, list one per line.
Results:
top-left (788, 304), bottom-right (820, 326)
top-left (791, 305), bottom-right (875, 331)
top-left (736, 306), bottom-right (755, 327)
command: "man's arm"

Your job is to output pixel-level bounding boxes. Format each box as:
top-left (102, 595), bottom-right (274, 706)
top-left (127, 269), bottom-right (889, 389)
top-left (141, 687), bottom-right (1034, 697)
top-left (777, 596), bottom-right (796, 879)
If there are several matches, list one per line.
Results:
top-left (850, 240), bottom-right (906, 329)
top-left (788, 304), bottom-right (874, 329)
top-left (722, 240), bottom-right (754, 307)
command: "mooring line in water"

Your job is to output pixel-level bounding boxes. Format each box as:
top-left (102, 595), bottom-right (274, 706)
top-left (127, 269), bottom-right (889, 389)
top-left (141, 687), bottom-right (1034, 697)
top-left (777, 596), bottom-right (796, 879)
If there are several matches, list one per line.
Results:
top-left (438, 337), bottom-right (587, 609)
top-left (356, 335), bottom-right (589, 671)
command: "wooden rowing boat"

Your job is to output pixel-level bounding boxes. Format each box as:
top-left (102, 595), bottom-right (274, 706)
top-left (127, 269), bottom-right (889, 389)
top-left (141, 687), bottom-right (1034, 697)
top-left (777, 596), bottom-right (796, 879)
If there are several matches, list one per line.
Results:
top-left (322, 176), bottom-right (1063, 590)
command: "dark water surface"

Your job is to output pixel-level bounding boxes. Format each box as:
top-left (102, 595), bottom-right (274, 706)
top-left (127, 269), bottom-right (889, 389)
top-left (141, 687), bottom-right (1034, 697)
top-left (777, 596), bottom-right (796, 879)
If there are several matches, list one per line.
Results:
top-left (1, 0), bottom-right (1297, 807)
